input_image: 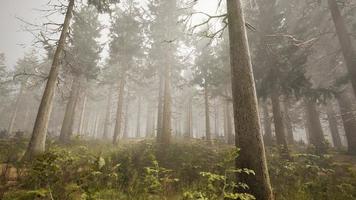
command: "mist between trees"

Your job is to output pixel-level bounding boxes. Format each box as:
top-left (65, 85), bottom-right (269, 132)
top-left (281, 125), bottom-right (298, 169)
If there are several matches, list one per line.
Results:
top-left (0, 0), bottom-right (356, 199)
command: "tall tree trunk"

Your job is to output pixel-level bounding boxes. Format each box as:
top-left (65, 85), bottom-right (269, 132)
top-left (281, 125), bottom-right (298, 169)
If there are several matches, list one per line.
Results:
top-left (59, 78), bottom-right (80, 143)
top-left (225, 99), bottom-right (234, 145)
top-left (283, 99), bottom-right (294, 145)
top-left (78, 92), bottom-right (87, 136)
top-left (123, 92), bottom-right (130, 139)
top-left (262, 100), bottom-right (273, 146)
top-left (185, 95), bottom-right (193, 139)
top-left (160, 61), bottom-right (172, 145)
top-left (136, 96), bottom-right (141, 138)
top-left (24, 0), bottom-right (75, 160)
top-left (305, 99), bottom-right (326, 154)
top-left (326, 102), bottom-right (342, 150)
top-left (335, 92), bottom-right (356, 155)
top-left (113, 75), bottom-right (126, 144)
top-left (156, 73), bottom-right (163, 141)
top-left (214, 99), bottom-right (219, 137)
top-left (328, 0), bottom-right (356, 96)
top-left (204, 81), bottom-right (211, 142)
top-left (145, 101), bottom-right (152, 138)
top-left (271, 91), bottom-right (290, 158)
top-left (8, 84), bottom-right (24, 135)
top-left (226, 0), bottom-right (273, 199)
top-left (103, 86), bottom-right (113, 139)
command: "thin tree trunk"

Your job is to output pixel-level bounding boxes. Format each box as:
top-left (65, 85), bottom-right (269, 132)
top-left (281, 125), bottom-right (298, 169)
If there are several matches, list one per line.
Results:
top-left (145, 101), bottom-right (152, 138)
top-left (226, 0), bottom-right (273, 199)
top-left (262, 100), bottom-right (273, 146)
top-left (59, 78), bottom-right (80, 143)
top-left (78, 92), bottom-right (87, 136)
top-left (123, 92), bottom-right (130, 139)
top-left (185, 95), bottom-right (193, 139)
top-left (335, 92), bottom-right (356, 155)
top-left (136, 96), bottom-right (141, 138)
top-left (160, 61), bottom-right (172, 145)
top-left (8, 84), bottom-right (24, 135)
top-left (24, 0), bottom-right (75, 160)
top-left (326, 102), bottom-right (342, 150)
top-left (305, 99), bottom-right (326, 154)
top-left (271, 91), bottom-right (290, 158)
top-left (214, 99), bottom-right (219, 137)
top-left (103, 86), bottom-right (113, 139)
top-left (328, 0), bottom-right (356, 96)
top-left (225, 100), bottom-right (233, 145)
top-left (113, 75), bottom-right (126, 144)
top-left (204, 81), bottom-right (211, 142)
top-left (156, 73), bottom-right (163, 141)
top-left (283, 98), bottom-right (294, 145)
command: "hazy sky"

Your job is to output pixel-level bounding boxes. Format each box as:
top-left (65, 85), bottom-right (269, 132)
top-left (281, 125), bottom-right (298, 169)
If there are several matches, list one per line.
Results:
top-left (0, 0), bottom-right (219, 68)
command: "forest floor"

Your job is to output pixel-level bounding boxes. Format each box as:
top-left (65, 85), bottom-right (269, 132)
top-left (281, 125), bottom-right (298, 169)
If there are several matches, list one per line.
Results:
top-left (0, 138), bottom-right (355, 200)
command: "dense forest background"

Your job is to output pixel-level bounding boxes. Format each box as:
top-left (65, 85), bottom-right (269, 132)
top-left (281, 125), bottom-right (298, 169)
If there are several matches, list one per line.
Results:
top-left (0, 0), bottom-right (356, 199)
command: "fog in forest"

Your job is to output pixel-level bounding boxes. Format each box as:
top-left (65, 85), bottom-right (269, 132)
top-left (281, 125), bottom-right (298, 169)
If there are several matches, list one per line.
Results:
top-left (0, 0), bottom-right (356, 199)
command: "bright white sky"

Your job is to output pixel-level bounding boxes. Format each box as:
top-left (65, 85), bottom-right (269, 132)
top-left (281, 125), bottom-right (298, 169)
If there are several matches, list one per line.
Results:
top-left (0, 0), bottom-right (219, 67)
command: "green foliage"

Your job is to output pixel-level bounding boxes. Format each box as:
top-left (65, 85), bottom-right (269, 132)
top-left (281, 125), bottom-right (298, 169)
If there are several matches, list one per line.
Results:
top-left (1, 140), bottom-right (356, 199)
top-left (268, 149), bottom-right (356, 200)
top-left (183, 148), bottom-right (255, 200)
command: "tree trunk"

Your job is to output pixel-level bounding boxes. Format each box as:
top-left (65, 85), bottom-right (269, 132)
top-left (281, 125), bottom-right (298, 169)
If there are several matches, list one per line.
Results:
top-left (160, 61), bottom-right (172, 145)
top-left (283, 99), bottom-right (294, 145)
top-left (326, 102), bottom-right (342, 150)
top-left (59, 78), bottom-right (80, 143)
top-left (146, 101), bottom-right (152, 138)
top-left (226, 0), bottom-right (273, 199)
top-left (204, 81), bottom-right (211, 142)
top-left (156, 73), bottom-right (163, 141)
top-left (123, 92), bottom-right (130, 139)
top-left (185, 95), bottom-right (193, 139)
top-left (113, 75), bottom-right (126, 144)
top-left (78, 92), bottom-right (87, 136)
top-left (335, 92), bottom-right (356, 155)
top-left (103, 86), bottom-right (113, 139)
top-left (24, 0), bottom-right (75, 160)
top-left (271, 91), bottom-right (290, 158)
top-left (262, 100), bottom-right (273, 146)
top-left (225, 99), bottom-right (234, 145)
top-left (305, 99), bottom-right (326, 154)
top-left (328, 0), bottom-right (356, 97)
top-left (136, 96), bottom-right (141, 138)
top-left (8, 84), bottom-right (24, 135)
top-left (214, 99), bottom-right (219, 137)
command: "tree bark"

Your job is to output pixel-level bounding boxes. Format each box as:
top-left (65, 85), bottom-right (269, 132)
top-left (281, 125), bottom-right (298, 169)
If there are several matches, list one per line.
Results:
top-left (335, 92), bottom-right (356, 155)
top-left (204, 81), bottom-right (211, 142)
top-left (59, 77), bottom-right (80, 143)
top-left (113, 75), bottom-right (126, 144)
top-left (226, 0), bottom-right (273, 199)
top-left (326, 102), bottom-right (342, 150)
top-left (271, 91), bottom-right (290, 158)
top-left (103, 86), bottom-right (113, 139)
top-left (305, 99), bottom-right (326, 154)
top-left (24, 0), bottom-right (75, 160)
top-left (328, 0), bottom-right (356, 97)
